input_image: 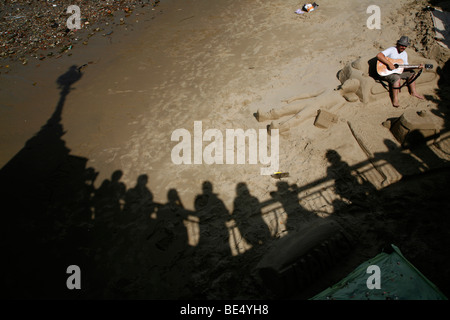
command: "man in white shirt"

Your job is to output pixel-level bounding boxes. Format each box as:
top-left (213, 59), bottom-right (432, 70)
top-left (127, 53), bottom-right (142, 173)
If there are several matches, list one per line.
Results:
top-left (376, 36), bottom-right (424, 107)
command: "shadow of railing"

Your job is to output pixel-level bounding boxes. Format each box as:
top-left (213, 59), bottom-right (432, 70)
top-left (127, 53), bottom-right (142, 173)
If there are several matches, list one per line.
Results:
top-left (223, 132), bottom-right (450, 255)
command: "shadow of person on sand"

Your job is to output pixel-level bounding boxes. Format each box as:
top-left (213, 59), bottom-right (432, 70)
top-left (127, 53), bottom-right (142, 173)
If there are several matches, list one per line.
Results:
top-left (373, 139), bottom-right (428, 178)
top-left (325, 149), bottom-right (376, 212)
top-left (89, 170), bottom-right (127, 292)
top-left (270, 180), bottom-right (317, 234)
top-left (109, 184), bottom-right (194, 299)
top-left (187, 181), bottom-right (277, 300)
top-left (103, 174), bottom-right (159, 295)
top-left (151, 189), bottom-right (190, 258)
top-left (193, 181), bottom-right (231, 256)
top-left (92, 170), bottom-right (126, 229)
top-left (146, 188), bottom-right (196, 298)
top-left (122, 174), bottom-right (156, 226)
top-left (405, 131), bottom-right (448, 168)
top-left (232, 182), bottom-right (271, 247)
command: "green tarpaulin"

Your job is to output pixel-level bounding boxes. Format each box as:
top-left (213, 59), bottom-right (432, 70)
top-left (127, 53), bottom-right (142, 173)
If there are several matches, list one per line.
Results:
top-left (311, 244), bottom-right (447, 300)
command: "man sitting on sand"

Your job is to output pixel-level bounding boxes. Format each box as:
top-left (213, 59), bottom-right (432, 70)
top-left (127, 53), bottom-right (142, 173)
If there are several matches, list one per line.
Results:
top-left (376, 36), bottom-right (424, 108)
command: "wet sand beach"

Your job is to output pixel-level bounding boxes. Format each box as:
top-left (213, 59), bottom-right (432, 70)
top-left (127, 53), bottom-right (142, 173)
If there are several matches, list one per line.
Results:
top-left (1, 0), bottom-right (450, 301)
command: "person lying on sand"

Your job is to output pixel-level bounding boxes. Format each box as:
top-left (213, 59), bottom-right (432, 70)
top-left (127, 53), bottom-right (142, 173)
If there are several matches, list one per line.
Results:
top-left (376, 36), bottom-right (424, 108)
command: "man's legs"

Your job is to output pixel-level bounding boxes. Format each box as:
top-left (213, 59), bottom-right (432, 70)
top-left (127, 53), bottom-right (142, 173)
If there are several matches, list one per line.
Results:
top-left (388, 72), bottom-right (424, 107)
top-left (407, 73), bottom-right (424, 100)
top-left (385, 74), bottom-right (401, 107)
top-left (390, 79), bottom-right (401, 107)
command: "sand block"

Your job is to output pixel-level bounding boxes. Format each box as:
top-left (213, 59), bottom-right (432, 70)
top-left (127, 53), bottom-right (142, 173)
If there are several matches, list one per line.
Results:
top-left (314, 109), bottom-right (338, 129)
top-left (390, 109), bottom-right (440, 146)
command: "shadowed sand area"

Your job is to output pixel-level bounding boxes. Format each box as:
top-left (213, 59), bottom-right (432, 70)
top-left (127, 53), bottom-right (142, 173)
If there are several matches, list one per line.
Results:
top-left (0, 0), bottom-right (450, 300)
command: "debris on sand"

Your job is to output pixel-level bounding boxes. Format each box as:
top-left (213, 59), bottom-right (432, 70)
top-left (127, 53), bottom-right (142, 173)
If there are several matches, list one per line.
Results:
top-left (0, 0), bottom-right (160, 63)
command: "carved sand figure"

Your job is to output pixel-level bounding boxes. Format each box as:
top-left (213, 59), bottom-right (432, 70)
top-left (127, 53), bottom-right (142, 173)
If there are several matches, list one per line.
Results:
top-left (255, 88), bottom-right (346, 134)
top-left (338, 54), bottom-right (437, 103)
top-left (255, 54), bottom-right (437, 134)
top-left (253, 60), bottom-right (369, 133)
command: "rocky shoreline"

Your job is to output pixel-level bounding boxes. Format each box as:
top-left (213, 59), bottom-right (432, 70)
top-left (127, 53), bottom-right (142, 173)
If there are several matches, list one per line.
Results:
top-left (0, 0), bottom-right (160, 67)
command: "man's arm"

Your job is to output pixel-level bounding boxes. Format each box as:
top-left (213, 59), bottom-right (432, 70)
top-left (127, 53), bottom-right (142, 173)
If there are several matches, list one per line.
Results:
top-left (376, 52), bottom-right (396, 71)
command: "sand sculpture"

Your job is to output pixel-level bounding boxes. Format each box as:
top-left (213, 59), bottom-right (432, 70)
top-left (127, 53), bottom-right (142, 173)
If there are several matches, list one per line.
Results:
top-left (338, 54), bottom-right (437, 103)
top-left (255, 88), bottom-right (345, 135)
top-left (255, 54), bottom-right (438, 134)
